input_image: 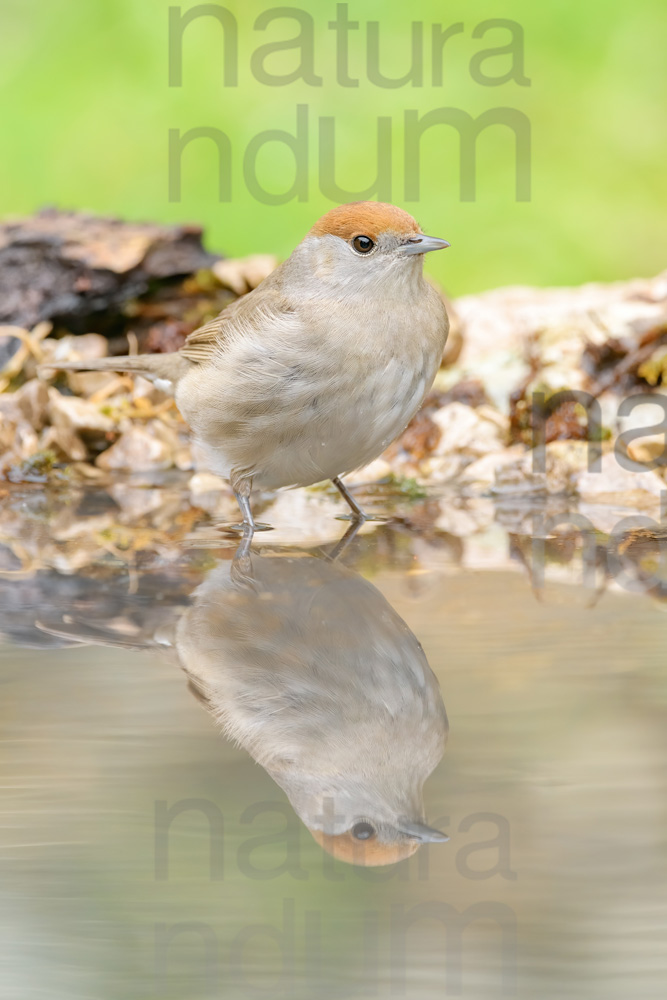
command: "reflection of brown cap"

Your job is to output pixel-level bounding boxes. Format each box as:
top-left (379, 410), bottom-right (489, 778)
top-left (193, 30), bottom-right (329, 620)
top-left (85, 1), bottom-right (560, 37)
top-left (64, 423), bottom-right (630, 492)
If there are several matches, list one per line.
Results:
top-left (310, 829), bottom-right (421, 867)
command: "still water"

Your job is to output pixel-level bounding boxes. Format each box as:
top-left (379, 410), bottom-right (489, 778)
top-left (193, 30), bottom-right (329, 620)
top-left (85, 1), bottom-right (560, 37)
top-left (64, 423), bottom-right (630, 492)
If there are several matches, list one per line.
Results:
top-left (1, 483), bottom-right (666, 998)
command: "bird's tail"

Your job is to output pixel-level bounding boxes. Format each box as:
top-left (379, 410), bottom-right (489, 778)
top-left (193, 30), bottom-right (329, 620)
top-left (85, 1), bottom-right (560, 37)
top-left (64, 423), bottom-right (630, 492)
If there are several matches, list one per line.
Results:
top-left (38, 352), bottom-right (190, 384)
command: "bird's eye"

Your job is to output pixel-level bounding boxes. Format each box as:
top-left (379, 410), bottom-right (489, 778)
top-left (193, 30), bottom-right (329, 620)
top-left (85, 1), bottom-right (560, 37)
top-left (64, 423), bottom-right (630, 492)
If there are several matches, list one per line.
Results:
top-left (352, 235), bottom-right (375, 254)
top-left (351, 821), bottom-right (376, 840)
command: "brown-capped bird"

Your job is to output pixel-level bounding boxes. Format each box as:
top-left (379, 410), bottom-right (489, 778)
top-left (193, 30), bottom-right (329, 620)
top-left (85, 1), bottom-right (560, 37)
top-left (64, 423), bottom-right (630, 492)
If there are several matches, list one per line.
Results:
top-left (44, 202), bottom-right (449, 532)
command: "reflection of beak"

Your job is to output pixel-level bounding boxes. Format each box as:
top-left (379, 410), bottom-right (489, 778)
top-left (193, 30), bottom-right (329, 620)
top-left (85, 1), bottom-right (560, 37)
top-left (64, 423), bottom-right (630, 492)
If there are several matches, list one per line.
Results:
top-left (399, 820), bottom-right (450, 842)
top-left (398, 235), bottom-right (451, 255)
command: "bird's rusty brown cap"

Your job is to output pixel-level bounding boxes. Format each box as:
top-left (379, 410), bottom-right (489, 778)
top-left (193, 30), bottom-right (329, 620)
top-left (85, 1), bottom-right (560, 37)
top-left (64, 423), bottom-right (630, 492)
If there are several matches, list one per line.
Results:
top-left (309, 202), bottom-right (421, 242)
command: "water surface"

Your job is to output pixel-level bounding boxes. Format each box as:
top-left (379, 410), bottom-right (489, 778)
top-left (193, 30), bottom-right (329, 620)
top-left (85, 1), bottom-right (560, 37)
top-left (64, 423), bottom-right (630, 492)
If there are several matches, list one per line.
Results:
top-left (1, 484), bottom-right (666, 998)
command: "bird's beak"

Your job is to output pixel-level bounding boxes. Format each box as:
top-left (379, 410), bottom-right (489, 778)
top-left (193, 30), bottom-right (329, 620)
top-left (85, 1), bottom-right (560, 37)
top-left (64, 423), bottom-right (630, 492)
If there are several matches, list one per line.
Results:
top-left (398, 235), bottom-right (451, 255)
top-left (399, 820), bottom-right (450, 843)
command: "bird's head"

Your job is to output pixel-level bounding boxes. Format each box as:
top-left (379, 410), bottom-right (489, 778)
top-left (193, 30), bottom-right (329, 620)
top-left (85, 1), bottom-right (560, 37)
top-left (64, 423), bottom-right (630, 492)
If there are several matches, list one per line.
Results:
top-left (294, 201), bottom-right (450, 295)
top-left (285, 778), bottom-right (448, 868)
top-left (308, 814), bottom-right (449, 867)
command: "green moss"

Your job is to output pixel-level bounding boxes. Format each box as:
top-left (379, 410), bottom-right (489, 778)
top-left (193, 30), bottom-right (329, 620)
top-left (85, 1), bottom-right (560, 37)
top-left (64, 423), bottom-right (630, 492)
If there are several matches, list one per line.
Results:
top-left (384, 474), bottom-right (428, 500)
top-left (7, 449), bottom-right (69, 484)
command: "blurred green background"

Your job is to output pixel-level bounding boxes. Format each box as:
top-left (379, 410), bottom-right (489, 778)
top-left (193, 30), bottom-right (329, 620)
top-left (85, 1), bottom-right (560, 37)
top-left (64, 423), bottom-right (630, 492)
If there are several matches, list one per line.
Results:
top-left (1, 0), bottom-right (665, 295)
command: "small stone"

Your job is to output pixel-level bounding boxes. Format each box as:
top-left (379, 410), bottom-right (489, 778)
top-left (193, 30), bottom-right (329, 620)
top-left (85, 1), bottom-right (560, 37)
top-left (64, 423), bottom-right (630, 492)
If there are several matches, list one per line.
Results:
top-left (421, 454), bottom-right (469, 484)
top-left (40, 333), bottom-right (108, 365)
top-left (0, 379), bottom-right (49, 429)
top-left (431, 401), bottom-right (507, 459)
top-left (0, 418), bottom-right (40, 472)
top-left (617, 400), bottom-right (667, 437)
top-left (626, 435), bottom-right (667, 467)
top-left (576, 451), bottom-right (665, 504)
top-left (0, 394), bottom-right (22, 424)
top-left (476, 404), bottom-right (510, 432)
top-left (492, 460), bottom-right (549, 497)
top-left (96, 425), bottom-right (172, 471)
top-left (149, 419), bottom-right (186, 463)
top-left (459, 446), bottom-right (527, 489)
top-left (48, 389), bottom-right (116, 432)
top-left (40, 425), bottom-right (88, 461)
top-left (542, 439), bottom-right (596, 474)
top-left (460, 440), bottom-right (591, 497)
top-left (493, 441), bottom-right (590, 496)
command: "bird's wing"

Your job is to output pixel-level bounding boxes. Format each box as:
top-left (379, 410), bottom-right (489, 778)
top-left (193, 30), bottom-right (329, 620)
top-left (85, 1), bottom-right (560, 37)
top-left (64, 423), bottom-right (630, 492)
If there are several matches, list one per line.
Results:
top-left (178, 296), bottom-right (244, 364)
top-left (179, 275), bottom-right (290, 365)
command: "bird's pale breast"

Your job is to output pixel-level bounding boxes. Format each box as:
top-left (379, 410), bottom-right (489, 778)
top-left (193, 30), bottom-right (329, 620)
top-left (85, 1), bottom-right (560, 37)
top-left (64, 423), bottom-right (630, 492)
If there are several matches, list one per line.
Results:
top-left (177, 286), bottom-right (447, 490)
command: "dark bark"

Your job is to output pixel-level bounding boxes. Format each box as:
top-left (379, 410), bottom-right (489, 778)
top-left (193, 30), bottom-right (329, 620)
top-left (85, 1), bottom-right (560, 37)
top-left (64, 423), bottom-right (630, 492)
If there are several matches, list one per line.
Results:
top-left (0, 209), bottom-right (220, 332)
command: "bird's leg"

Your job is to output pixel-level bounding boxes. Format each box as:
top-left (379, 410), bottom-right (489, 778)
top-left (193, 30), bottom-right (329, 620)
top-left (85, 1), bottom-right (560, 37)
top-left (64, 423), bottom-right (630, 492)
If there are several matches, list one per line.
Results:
top-left (327, 519), bottom-right (364, 561)
top-left (231, 472), bottom-right (256, 538)
top-left (234, 491), bottom-right (256, 534)
top-left (226, 472), bottom-right (273, 535)
top-left (332, 476), bottom-right (367, 521)
top-left (230, 534), bottom-right (257, 589)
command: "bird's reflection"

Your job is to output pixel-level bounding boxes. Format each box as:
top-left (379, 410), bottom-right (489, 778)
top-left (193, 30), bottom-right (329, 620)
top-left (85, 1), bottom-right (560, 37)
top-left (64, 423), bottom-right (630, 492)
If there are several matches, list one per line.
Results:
top-left (176, 542), bottom-right (449, 866)
top-left (31, 535), bottom-right (449, 866)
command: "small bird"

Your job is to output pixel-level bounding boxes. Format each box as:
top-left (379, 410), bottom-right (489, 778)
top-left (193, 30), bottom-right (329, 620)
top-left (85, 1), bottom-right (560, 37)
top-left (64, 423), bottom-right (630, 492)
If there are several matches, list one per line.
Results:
top-left (44, 202), bottom-right (450, 531)
top-left (178, 548), bottom-right (449, 866)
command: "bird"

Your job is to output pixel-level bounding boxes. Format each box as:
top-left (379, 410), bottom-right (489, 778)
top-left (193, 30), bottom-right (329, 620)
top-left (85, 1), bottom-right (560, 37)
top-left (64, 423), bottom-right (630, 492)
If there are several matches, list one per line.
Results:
top-left (42, 202), bottom-right (450, 533)
top-left (177, 546), bottom-right (449, 866)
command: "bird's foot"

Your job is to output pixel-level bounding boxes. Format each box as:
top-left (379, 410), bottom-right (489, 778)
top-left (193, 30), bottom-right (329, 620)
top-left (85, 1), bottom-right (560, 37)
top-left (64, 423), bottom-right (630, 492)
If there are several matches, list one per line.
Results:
top-left (219, 521), bottom-right (274, 535)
